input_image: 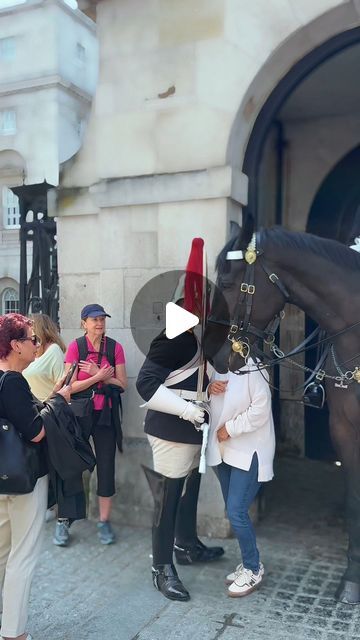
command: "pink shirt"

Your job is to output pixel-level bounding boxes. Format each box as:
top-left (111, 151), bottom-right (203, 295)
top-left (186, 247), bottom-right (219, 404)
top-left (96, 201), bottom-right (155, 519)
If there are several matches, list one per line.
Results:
top-left (65, 336), bottom-right (125, 411)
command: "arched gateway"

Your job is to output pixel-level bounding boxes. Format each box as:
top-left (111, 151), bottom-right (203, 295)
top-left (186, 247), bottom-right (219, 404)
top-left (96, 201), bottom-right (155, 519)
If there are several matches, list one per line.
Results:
top-left (226, 3), bottom-right (360, 459)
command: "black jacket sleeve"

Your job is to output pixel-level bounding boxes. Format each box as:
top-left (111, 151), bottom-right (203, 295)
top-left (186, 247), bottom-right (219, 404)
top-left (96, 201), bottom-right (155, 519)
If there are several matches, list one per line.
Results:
top-left (136, 331), bottom-right (200, 401)
top-left (136, 334), bottom-right (174, 401)
top-left (1, 371), bottom-right (43, 441)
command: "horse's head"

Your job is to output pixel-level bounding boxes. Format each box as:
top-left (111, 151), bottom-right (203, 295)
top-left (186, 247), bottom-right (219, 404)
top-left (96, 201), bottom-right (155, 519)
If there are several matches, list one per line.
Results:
top-left (204, 216), bottom-right (285, 373)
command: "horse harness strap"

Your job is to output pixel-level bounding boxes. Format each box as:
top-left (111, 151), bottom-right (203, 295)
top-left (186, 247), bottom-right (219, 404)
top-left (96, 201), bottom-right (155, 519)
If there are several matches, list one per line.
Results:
top-left (225, 231), bottom-right (290, 357)
top-left (257, 256), bottom-right (290, 301)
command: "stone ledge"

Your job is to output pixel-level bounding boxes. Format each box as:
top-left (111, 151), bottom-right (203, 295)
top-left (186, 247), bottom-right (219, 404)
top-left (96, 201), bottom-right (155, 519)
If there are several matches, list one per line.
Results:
top-left (89, 165), bottom-right (248, 208)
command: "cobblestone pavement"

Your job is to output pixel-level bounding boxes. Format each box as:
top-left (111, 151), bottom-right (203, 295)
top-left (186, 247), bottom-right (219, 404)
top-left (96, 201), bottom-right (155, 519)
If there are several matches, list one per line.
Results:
top-left (29, 457), bottom-right (360, 640)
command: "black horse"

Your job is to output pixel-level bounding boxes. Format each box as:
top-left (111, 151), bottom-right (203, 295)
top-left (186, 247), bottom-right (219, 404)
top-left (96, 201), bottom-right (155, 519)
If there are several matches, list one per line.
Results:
top-left (204, 217), bottom-right (360, 604)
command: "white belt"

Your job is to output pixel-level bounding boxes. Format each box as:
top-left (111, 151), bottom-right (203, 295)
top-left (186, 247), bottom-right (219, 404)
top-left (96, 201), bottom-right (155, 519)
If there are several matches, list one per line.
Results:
top-left (171, 389), bottom-right (206, 401)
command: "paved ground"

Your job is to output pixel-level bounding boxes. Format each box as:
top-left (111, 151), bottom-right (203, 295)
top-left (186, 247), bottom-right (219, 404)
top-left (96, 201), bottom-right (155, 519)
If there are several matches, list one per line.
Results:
top-left (29, 457), bottom-right (360, 640)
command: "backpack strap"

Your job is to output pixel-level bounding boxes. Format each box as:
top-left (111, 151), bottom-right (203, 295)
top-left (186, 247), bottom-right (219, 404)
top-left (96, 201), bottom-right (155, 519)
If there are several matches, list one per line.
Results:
top-left (76, 336), bottom-right (89, 362)
top-left (76, 335), bottom-right (116, 365)
top-left (105, 337), bottom-right (116, 368)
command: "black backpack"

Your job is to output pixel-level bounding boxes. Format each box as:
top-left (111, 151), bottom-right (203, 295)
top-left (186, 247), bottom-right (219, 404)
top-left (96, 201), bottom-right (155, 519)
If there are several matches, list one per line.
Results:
top-left (76, 335), bottom-right (116, 368)
top-left (71, 336), bottom-right (122, 420)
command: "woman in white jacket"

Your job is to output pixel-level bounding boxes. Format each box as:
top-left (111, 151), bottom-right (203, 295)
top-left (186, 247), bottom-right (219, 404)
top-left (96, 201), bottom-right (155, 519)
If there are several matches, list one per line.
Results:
top-left (207, 358), bottom-right (275, 598)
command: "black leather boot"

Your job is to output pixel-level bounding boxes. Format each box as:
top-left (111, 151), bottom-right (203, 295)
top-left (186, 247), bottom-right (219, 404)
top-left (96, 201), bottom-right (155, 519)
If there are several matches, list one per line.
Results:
top-left (142, 466), bottom-right (190, 601)
top-left (174, 468), bottom-right (224, 565)
top-left (175, 538), bottom-right (225, 565)
top-left (152, 564), bottom-right (190, 602)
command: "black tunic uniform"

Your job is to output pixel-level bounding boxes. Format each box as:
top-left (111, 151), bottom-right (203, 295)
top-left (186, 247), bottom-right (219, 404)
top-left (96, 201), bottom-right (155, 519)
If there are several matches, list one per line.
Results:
top-left (136, 330), bottom-right (208, 445)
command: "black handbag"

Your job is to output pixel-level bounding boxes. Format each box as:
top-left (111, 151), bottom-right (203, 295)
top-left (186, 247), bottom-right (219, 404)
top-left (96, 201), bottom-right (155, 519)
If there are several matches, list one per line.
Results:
top-left (69, 394), bottom-right (93, 418)
top-left (0, 372), bottom-right (40, 495)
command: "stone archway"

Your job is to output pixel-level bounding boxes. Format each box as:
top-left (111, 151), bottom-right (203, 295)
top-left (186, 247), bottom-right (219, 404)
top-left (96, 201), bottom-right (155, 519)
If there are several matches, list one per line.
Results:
top-left (226, 1), bottom-right (360, 219)
top-left (225, 3), bottom-right (360, 457)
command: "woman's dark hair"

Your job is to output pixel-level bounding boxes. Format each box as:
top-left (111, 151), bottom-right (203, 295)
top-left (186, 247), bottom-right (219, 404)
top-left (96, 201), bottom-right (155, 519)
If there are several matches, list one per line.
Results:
top-left (0, 313), bottom-right (33, 359)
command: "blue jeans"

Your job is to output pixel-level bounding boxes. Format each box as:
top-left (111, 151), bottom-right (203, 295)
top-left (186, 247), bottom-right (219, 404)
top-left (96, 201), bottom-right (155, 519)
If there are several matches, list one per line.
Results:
top-left (217, 454), bottom-right (261, 573)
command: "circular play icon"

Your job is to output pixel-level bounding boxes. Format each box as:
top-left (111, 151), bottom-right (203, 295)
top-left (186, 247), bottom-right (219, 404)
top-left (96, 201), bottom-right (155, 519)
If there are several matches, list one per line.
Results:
top-left (129, 270), bottom-right (229, 359)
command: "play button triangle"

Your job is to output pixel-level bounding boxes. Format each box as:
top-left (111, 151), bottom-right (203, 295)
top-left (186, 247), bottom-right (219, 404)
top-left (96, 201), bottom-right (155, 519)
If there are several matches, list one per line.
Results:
top-left (165, 302), bottom-right (199, 339)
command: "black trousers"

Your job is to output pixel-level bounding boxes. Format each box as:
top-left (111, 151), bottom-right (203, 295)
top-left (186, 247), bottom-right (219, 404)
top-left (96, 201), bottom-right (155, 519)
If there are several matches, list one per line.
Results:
top-left (79, 410), bottom-right (116, 498)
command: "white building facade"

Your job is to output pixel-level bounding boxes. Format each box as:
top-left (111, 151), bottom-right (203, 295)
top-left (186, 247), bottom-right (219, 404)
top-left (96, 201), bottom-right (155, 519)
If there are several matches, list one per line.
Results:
top-left (58, 0), bottom-right (360, 531)
top-left (0, 0), bottom-right (98, 312)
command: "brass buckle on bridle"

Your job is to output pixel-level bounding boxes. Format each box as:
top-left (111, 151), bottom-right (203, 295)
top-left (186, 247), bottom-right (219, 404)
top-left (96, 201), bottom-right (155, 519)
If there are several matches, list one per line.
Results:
top-left (240, 283), bottom-right (256, 295)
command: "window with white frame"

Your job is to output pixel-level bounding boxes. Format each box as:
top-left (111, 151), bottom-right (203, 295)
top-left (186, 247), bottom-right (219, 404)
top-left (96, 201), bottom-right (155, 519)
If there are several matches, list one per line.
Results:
top-left (2, 187), bottom-right (20, 228)
top-left (0, 37), bottom-right (16, 61)
top-left (0, 110), bottom-right (16, 135)
top-left (75, 43), bottom-right (86, 65)
top-left (2, 288), bottom-right (19, 315)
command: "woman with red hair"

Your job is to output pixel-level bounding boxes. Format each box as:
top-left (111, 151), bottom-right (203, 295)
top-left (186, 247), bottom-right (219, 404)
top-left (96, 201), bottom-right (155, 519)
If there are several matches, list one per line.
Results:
top-left (0, 313), bottom-right (69, 640)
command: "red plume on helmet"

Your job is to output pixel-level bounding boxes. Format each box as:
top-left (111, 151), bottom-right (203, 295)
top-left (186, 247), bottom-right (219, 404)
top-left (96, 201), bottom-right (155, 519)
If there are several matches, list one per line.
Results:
top-left (183, 237), bottom-right (206, 318)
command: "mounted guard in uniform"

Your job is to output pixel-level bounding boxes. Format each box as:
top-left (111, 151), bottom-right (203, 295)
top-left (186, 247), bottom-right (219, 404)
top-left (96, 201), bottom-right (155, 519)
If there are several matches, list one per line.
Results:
top-left (136, 238), bottom-right (224, 602)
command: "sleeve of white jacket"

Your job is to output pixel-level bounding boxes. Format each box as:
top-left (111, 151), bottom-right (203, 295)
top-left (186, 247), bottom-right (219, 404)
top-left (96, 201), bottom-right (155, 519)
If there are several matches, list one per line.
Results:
top-left (225, 370), bottom-right (271, 437)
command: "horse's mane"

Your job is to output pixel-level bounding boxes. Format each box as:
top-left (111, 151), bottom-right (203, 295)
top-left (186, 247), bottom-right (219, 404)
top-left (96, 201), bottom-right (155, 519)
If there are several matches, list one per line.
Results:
top-left (216, 227), bottom-right (360, 274)
top-left (263, 227), bottom-right (360, 270)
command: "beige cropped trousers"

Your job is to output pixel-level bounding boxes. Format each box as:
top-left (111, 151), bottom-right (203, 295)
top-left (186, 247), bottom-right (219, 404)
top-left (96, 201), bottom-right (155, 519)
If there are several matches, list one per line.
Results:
top-left (0, 475), bottom-right (48, 638)
top-left (148, 435), bottom-right (201, 478)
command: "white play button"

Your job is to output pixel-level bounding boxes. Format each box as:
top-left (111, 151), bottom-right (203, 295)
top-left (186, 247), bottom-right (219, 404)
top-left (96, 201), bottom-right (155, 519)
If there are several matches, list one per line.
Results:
top-left (165, 302), bottom-right (199, 339)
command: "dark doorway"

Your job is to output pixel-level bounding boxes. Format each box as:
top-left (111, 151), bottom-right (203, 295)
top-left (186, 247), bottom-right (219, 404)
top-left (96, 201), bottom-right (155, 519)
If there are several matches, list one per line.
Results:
top-left (305, 146), bottom-right (360, 459)
top-left (241, 28), bottom-right (360, 460)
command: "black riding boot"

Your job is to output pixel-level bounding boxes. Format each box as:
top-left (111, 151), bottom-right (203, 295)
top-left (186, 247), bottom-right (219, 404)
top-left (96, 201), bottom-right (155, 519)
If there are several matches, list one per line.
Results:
top-left (174, 467), bottom-right (225, 565)
top-left (142, 466), bottom-right (190, 602)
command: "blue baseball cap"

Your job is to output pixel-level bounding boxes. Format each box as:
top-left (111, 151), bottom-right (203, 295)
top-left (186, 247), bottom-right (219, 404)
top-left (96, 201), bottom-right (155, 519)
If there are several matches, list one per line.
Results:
top-left (81, 304), bottom-right (111, 319)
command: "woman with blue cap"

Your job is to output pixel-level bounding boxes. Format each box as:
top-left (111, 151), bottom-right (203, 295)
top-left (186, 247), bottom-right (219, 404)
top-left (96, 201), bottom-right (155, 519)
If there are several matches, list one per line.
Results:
top-left (53, 303), bottom-right (127, 546)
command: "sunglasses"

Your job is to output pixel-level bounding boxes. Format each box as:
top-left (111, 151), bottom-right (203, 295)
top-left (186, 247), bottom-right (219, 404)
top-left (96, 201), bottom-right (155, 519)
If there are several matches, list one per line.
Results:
top-left (18, 335), bottom-right (41, 347)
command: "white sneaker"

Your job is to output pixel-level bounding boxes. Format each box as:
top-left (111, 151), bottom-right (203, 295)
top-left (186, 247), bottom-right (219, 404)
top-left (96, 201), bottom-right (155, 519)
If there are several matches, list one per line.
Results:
top-left (228, 567), bottom-right (263, 597)
top-left (225, 561), bottom-right (264, 585)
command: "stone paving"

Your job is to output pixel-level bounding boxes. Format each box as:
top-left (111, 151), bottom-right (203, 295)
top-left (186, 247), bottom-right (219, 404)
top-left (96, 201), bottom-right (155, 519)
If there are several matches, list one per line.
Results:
top-left (29, 457), bottom-right (360, 640)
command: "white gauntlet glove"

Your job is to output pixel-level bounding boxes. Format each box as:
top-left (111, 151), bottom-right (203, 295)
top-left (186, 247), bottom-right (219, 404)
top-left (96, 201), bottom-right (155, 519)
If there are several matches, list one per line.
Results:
top-left (180, 402), bottom-right (205, 425)
top-left (140, 385), bottom-right (204, 425)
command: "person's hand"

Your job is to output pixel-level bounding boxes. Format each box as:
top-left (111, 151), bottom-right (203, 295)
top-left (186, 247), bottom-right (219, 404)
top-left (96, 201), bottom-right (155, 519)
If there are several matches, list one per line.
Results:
top-left (208, 380), bottom-right (228, 396)
top-left (52, 374), bottom-right (67, 394)
top-left (78, 360), bottom-right (100, 376)
top-left (180, 402), bottom-right (205, 425)
top-left (56, 384), bottom-right (71, 404)
top-left (217, 425), bottom-right (230, 442)
top-left (95, 365), bottom-right (115, 381)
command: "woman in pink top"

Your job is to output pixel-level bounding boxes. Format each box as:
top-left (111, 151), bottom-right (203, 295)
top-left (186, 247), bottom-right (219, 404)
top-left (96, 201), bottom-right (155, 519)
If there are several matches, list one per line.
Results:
top-left (53, 304), bottom-right (127, 547)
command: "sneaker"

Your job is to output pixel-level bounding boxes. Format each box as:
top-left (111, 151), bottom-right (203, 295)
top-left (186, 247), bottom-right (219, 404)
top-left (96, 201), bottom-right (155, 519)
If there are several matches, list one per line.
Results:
top-left (53, 519), bottom-right (70, 547)
top-left (228, 567), bottom-right (263, 597)
top-left (97, 521), bottom-right (116, 545)
top-left (225, 561), bottom-right (264, 585)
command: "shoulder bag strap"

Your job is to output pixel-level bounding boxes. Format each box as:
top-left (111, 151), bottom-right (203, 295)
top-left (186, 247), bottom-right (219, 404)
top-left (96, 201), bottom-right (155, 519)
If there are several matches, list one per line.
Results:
top-left (0, 371), bottom-right (9, 393)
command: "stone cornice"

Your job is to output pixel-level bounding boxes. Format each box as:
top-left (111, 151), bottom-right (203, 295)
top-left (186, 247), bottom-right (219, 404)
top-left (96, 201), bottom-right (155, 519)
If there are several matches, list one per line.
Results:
top-left (0, 0), bottom-right (96, 31)
top-left (0, 75), bottom-right (92, 102)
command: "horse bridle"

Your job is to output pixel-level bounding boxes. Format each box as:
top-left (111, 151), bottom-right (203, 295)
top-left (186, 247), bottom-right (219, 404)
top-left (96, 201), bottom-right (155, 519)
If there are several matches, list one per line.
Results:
top-left (208, 231), bottom-right (291, 363)
top-left (208, 231), bottom-right (360, 392)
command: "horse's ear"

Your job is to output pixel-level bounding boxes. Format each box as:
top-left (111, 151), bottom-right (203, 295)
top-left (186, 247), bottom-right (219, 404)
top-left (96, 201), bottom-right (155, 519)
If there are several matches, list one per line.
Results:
top-left (229, 220), bottom-right (240, 237)
top-left (233, 211), bottom-right (254, 249)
